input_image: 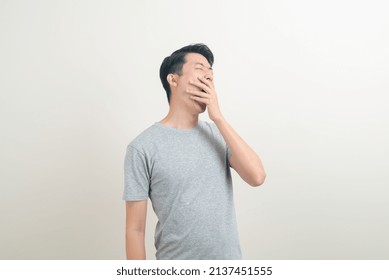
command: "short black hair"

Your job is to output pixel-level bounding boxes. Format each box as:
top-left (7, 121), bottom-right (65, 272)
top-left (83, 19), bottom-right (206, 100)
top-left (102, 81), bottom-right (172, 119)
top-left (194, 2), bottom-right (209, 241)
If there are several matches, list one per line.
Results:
top-left (159, 43), bottom-right (214, 104)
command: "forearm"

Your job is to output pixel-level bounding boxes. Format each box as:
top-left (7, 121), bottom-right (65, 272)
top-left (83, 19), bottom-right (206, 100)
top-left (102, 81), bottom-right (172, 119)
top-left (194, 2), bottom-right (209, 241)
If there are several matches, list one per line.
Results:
top-left (126, 230), bottom-right (146, 260)
top-left (213, 116), bottom-right (266, 186)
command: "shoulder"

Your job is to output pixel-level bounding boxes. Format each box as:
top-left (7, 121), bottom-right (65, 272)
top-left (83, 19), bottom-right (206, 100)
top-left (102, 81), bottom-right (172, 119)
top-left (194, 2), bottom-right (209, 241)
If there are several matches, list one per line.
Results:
top-left (126, 123), bottom-right (160, 154)
top-left (199, 120), bottom-right (223, 140)
top-left (199, 120), bottom-right (216, 134)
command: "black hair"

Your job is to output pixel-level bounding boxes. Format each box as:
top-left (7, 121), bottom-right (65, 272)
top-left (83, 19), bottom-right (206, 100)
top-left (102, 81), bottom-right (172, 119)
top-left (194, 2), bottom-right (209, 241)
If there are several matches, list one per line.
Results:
top-left (159, 43), bottom-right (214, 104)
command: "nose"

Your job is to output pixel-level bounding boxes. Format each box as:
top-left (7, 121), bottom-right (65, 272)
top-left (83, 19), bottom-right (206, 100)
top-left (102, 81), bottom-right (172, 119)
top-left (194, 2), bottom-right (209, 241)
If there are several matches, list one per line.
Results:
top-left (204, 72), bottom-right (213, 82)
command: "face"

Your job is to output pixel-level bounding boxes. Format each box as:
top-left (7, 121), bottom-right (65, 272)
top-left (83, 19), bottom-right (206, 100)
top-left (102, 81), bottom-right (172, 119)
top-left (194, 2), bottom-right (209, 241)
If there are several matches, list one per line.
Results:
top-left (173, 53), bottom-right (214, 114)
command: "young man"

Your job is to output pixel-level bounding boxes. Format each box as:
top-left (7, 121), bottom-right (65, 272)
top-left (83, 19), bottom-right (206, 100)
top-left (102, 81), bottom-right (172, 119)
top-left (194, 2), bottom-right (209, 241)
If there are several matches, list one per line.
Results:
top-left (123, 43), bottom-right (266, 260)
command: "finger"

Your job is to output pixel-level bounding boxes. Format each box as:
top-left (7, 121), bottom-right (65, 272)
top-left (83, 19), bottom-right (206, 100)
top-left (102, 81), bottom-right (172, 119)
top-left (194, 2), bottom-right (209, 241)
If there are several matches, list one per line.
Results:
top-left (189, 80), bottom-right (210, 93)
top-left (197, 76), bottom-right (214, 89)
top-left (186, 88), bottom-right (209, 97)
top-left (190, 95), bottom-right (209, 105)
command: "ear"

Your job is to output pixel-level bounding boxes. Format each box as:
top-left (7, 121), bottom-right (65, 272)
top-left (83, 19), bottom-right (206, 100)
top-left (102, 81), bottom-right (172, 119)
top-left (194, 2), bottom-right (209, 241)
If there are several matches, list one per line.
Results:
top-left (167, 73), bottom-right (178, 87)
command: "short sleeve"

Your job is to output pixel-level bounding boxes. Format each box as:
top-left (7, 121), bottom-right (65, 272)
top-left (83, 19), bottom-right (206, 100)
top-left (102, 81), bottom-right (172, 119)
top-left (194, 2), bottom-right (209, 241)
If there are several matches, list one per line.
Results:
top-left (227, 145), bottom-right (232, 167)
top-left (123, 145), bottom-right (150, 201)
top-left (207, 121), bottom-right (232, 168)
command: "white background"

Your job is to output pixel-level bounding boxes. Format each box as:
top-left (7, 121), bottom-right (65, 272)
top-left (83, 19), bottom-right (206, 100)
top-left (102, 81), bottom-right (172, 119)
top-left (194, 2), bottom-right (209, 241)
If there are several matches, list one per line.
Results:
top-left (0, 0), bottom-right (388, 259)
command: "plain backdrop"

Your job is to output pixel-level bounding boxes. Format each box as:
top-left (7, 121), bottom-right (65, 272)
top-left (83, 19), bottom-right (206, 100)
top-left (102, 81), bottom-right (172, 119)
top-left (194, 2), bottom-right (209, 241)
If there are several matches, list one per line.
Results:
top-left (1, 0), bottom-right (388, 259)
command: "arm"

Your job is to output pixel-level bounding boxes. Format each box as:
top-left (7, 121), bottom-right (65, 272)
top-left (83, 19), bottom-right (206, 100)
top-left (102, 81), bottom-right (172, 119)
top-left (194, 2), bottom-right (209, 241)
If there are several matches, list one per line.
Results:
top-left (125, 200), bottom-right (147, 260)
top-left (187, 76), bottom-right (266, 187)
top-left (214, 116), bottom-right (266, 187)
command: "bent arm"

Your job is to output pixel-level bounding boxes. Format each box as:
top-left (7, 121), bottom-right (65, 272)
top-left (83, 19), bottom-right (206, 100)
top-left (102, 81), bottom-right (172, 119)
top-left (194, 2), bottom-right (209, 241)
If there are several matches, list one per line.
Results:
top-left (214, 116), bottom-right (266, 187)
top-left (125, 200), bottom-right (147, 260)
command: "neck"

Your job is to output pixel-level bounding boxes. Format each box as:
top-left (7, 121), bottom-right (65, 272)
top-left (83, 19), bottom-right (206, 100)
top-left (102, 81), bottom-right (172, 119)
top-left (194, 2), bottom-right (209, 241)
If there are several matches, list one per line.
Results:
top-left (159, 99), bottom-right (199, 130)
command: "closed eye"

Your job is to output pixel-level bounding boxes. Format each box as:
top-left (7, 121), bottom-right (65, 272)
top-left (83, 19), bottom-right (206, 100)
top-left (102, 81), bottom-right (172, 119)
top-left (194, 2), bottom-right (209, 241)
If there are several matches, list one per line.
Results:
top-left (195, 63), bottom-right (211, 70)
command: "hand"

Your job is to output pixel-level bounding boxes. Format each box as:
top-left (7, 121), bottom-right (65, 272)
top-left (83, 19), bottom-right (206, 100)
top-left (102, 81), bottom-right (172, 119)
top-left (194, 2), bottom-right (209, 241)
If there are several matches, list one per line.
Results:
top-left (187, 76), bottom-right (223, 121)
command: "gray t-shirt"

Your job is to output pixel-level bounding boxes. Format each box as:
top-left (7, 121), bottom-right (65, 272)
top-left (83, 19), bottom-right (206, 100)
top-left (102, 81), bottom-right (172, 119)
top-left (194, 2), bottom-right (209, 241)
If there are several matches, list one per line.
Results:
top-left (123, 120), bottom-right (242, 260)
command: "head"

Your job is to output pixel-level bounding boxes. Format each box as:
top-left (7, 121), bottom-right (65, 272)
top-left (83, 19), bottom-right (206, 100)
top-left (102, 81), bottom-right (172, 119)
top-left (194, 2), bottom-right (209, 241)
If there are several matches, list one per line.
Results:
top-left (159, 43), bottom-right (214, 113)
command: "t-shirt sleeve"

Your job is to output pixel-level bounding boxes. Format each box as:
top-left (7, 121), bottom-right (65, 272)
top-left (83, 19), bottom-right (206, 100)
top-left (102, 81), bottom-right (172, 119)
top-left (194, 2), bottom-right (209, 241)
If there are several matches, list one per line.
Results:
top-left (227, 145), bottom-right (233, 168)
top-left (208, 121), bottom-right (233, 168)
top-left (123, 145), bottom-right (150, 201)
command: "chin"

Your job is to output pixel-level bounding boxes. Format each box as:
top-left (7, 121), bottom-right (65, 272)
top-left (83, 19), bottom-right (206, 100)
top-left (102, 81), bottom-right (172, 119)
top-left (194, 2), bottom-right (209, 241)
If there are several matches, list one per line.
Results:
top-left (199, 105), bottom-right (206, 112)
top-left (192, 100), bottom-right (205, 113)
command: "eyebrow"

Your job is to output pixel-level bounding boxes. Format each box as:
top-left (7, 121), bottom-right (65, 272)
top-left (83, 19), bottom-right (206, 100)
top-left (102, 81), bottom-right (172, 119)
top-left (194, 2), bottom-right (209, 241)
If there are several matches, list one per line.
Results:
top-left (195, 62), bottom-right (213, 71)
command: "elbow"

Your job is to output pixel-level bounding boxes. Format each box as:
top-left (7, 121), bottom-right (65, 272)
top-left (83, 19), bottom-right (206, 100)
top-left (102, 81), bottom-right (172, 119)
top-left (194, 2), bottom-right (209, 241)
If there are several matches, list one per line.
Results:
top-left (250, 172), bottom-right (266, 187)
top-left (126, 227), bottom-right (146, 236)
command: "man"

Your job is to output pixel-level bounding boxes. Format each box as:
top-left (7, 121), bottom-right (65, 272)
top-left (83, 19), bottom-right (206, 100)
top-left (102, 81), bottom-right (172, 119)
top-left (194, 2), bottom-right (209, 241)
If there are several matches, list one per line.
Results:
top-left (123, 43), bottom-right (266, 260)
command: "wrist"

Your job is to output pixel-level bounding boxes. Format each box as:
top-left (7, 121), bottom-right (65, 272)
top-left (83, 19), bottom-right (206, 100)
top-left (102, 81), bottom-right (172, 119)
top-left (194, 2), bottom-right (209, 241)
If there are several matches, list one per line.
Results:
top-left (212, 115), bottom-right (225, 124)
